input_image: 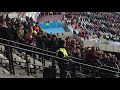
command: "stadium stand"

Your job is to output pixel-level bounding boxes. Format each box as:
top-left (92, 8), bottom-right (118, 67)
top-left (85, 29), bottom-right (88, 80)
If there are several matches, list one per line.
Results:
top-left (0, 12), bottom-right (119, 78)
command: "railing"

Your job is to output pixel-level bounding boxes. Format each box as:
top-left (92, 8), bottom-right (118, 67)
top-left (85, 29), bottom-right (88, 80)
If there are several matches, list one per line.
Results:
top-left (98, 40), bottom-right (120, 53)
top-left (0, 38), bottom-right (120, 78)
top-left (82, 38), bottom-right (120, 53)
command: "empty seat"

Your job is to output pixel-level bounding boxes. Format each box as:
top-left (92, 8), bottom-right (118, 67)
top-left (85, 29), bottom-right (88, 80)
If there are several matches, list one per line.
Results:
top-left (27, 56), bottom-right (43, 70)
top-left (50, 22), bottom-right (56, 28)
top-left (12, 49), bottom-right (19, 54)
top-left (12, 54), bottom-right (26, 67)
top-left (0, 54), bottom-right (9, 64)
top-left (56, 22), bottom-right (62, 27)
top-left (0, 54), bottom-right (7, 59)
top-left (12, 54), bottom-right (25, 62)
top-left (42, 23), bottom-right (48, 29)
top-left (0, 45), bottom-right (5, 52)
top-left (45, 60), bottom-right (52, 67)
top-left (39, 23), bottom-right (43, 28)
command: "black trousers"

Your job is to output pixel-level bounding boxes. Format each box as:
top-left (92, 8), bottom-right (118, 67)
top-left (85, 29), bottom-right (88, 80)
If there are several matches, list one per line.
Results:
top-left (58, 59), bottom-right (68, 78)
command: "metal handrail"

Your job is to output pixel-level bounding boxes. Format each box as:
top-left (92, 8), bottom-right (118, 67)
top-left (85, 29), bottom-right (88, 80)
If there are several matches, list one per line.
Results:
top-left (1, 37), bottom-right (119, 71)
top-left (0, 42), bottom-right (119, 74)
top-left (0, 37), bottom-right (84, 61)
top-left (0, 37), bottom-right (120, 73)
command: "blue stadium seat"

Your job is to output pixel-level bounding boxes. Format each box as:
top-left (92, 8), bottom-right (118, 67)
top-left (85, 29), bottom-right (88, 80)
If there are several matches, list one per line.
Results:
top-left (42, 23), bottom-right (48, 29)
top-left (50, 22), bottom-right (56, 28)
top-left (39, 23), bottom-right (50, 29)
top-left (39, 23), bottom-right (43, 28)
top-left (56, 22), bottom-right (62, 27)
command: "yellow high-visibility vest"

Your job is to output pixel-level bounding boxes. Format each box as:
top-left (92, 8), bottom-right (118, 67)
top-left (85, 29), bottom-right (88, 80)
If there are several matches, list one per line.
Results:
top-left (32, 30), bottom-right (37, 35)
top-left (57, 48), bottom-right (68, 58)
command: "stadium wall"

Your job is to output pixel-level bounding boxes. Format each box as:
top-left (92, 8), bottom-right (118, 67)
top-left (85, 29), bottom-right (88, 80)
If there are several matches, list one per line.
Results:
top-left (83, 39), bottom-right (120, 53)
top-left (67, 25), bottom-right (120, 53)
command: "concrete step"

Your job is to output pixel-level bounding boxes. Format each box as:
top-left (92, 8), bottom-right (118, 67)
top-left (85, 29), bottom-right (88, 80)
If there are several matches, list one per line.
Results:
top-left (14, 66), bottom-right (27, 75)
top-left (0, 74), bottom-right (35, 78)
top-left (31, 70), bottom-right (43, 78)
top-left (0, 65), bottom-right (10, 75)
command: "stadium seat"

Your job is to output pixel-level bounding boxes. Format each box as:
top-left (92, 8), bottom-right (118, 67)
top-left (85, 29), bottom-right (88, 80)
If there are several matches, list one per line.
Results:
top-left (0, 45), bottom-right (5, 52)
top-left (0, 54), bottom-right (9, 64)
top-left (50, 22), bottom-right (56, 28)
top-left (45, 60), bottom-right (52, 67)
top-left (42, 23), bottom-right (48, 29)
top-left (12, 54), bottom-right (26, 67)
top-left (27, 56), bottom-right (43, 70)
top-left (56, 22), bottom-right (62, 27)
top-left (39, 23), bottom-right (42, 28)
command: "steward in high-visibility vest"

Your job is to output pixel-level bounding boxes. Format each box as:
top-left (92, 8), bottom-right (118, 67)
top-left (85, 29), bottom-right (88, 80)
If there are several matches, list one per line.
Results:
top-left (56, 47), bottom-right (69, 78)
top-left (56, 48), bottom-right (68, 58)
top-left (56, 41), bottom-right (69, 78)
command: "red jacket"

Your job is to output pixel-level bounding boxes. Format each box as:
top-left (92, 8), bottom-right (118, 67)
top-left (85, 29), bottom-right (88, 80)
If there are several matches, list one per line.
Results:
top-left (35, 26), bottom-right (40, 32)
top-left (74, 22), bottom-right (77, 28)
top-left (80, 30), bottom-right (85, 36)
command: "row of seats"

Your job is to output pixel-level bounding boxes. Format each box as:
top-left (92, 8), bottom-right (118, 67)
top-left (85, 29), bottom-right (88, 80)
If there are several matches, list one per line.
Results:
top-left (0, 45), bottom-right (59, 77)
top-left (0, 44), bottom-right (93, 78)
top-left (0, 45), bottom-right (10, 75)
top-left (39, 22), bottom-right (62, 29)
top-left (12, 51), bottom-right (60, 76)
top-left (0, 44), bottom-right (71, 77)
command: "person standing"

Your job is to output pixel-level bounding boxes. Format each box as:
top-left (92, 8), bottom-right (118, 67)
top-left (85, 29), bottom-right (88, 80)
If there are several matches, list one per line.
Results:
top-left (17, 24), bottom-right (25, 44)
top-left (0, 17), bottom-right (13, 58)
top-left (56, 40), bottom-right (69, 78)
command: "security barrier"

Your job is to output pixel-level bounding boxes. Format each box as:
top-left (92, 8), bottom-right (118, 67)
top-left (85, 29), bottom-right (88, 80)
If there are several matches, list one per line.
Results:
top-left (0, 38), bottom-right (119, 78)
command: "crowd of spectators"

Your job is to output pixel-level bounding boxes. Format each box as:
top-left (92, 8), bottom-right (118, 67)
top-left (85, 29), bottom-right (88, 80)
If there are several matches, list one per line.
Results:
top-left (0, 12), bottom-right (120, 78)
top-left (64, 12), bottom-right (120, 42)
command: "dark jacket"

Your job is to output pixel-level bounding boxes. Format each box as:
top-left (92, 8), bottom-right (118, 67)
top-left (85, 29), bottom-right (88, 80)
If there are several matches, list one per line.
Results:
top-left (49, 39), bottom-right (58, 52)
top-left (36, 35), bottom-right (46, 49)
top-left (0, 27), bottom-right (12, 41)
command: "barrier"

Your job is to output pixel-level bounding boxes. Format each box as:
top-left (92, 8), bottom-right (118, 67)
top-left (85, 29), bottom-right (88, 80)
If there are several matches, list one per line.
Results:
top-left (63, 24), bottom-right (120, 53)
top-left (0, 38), bottom-right (119, 78)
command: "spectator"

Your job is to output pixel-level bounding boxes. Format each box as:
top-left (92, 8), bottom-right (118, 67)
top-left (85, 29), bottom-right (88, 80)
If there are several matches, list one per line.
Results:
top-left (84, 31), bottom-right (89, 40)
top-left (73, 46), bottom-right (81, 59)
top-left (35, 32), bottom-right (46, 49)
top-left (0, 17), bottom-right (13, 59)
top-left (0, 19), bottom-right (12, 40)
top-left (26, 30), bottom-right (33, 45)
top-left (17, 24), bottom-right (25, 44)
top-left (49, 35), bottom-right (58, 52)
top-left (0, 12), bottom-right (119, 78)
top-left (35, 24), bottom-right (40, 32)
